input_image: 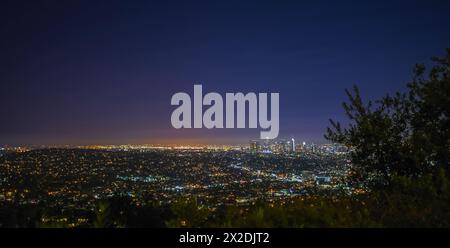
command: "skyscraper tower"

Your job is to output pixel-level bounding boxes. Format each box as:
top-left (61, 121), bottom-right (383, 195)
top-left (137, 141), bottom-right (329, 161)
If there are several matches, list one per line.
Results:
top-left (249, 140), bottom-right (259, 152)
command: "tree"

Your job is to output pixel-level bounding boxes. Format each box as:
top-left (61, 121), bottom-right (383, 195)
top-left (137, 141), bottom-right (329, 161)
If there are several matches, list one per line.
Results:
top-left (165, 198), bottom-right (210, 227)
top-left (325, 48), bottom-right (450, 186)
top-left (93, 201), bottom-right (113, 228)
top-left (92, 196), bottom-right (131, 228)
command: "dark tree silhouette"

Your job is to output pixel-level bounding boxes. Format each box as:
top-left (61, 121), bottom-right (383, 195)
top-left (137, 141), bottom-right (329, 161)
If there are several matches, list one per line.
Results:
top-left (325, 48), bottom-right (450, 186)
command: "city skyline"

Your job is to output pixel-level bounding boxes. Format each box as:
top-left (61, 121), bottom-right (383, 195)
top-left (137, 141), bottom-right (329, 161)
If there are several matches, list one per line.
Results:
top-left (0, 137), bottom-right (326, 148)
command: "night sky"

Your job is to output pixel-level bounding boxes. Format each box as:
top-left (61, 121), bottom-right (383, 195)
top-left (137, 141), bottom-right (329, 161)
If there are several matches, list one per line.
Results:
top-left (1, 0), bottom-right (449, 145)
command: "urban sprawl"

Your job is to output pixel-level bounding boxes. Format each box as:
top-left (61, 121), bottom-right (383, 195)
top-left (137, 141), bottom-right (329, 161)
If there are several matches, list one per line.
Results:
top-left (0, 139), bottom-right (353, 226)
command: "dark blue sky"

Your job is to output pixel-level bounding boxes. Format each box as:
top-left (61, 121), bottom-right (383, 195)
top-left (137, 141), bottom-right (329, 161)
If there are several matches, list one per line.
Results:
top-left (1, 0), bottom-right (449, 145)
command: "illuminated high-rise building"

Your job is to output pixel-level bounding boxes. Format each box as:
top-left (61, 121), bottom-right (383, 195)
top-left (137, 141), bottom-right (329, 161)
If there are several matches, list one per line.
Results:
top-left (249, 140), bottom-right (259, 152)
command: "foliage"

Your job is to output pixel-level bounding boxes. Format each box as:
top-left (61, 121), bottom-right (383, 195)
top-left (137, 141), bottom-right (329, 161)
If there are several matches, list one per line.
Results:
top-left (165, 198), bottom-right (210, 227)
top-left (325, 48), bottom-right (450, 185)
